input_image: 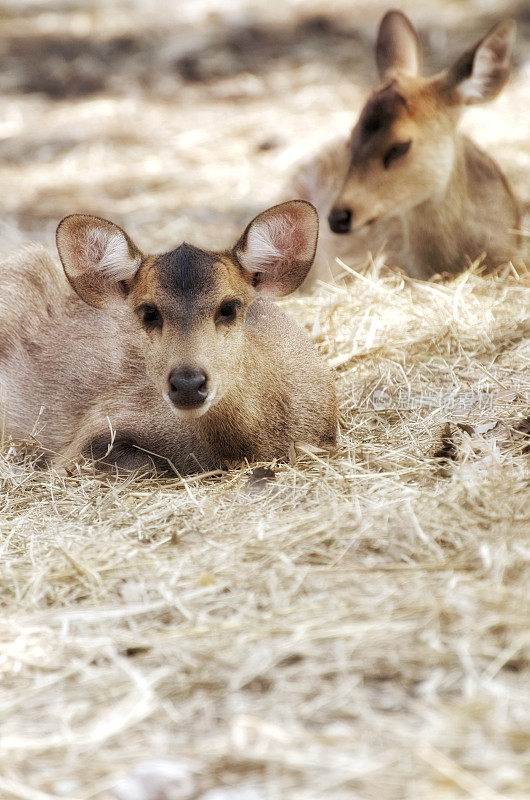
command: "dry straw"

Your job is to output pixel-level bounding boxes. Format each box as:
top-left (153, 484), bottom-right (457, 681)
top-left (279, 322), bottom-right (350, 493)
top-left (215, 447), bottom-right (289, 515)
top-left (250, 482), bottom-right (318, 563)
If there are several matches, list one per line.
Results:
top-left (1, 262), bottom-right (529, 800)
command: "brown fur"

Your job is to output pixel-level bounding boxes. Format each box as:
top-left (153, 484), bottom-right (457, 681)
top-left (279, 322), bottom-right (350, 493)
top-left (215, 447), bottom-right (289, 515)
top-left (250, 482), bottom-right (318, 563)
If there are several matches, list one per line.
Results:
top-left (0, 203), bottom-right (337, 474)
top-left (291, 12), bottom-right (521, 287)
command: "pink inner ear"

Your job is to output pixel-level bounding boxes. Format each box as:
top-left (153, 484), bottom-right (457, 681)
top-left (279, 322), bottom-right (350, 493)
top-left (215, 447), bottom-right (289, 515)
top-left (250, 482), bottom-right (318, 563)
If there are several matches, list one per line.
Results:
top-left (272, 218), bottom-right (307, 263)
top-left (61, 225), bottom-right (107, 279)
top-left (236, 201), bottom-right (318, 295)
top-left (72, 232), bottom-right (104, 277)
top-left (63, 224), bottom-right (140, 283)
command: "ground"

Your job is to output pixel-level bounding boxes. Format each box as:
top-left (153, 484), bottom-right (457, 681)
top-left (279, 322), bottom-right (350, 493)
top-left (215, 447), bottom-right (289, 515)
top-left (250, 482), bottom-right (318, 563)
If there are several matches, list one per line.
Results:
top-left (0, 1), bottom-right (529, 799)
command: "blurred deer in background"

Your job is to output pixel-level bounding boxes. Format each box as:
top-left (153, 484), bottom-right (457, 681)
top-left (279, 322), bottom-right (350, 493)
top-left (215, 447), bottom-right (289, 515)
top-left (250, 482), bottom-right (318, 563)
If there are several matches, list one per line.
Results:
top-left (293, 10), bottom-right (521, 288)
top-left (0, 201), bottom-right (337, 473)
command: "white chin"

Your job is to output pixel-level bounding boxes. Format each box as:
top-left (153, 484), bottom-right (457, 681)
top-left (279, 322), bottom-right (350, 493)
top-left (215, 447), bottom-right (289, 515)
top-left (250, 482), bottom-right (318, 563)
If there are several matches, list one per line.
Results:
top-left (171, 403), bottom-right (211, 420)
top-left (163, 391), bottom-right (217, 420)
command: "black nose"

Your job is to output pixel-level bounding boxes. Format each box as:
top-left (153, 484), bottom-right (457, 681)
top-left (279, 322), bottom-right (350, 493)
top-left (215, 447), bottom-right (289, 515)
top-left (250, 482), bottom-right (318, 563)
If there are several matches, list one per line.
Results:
top-left (328, 207), bottom-right (352, 234)
top-left (168, 368), bottom-right (208, 408)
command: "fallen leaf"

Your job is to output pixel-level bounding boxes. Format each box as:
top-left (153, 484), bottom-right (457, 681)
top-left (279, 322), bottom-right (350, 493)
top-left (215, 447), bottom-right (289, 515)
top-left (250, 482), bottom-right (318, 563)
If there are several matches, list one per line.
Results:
top-left (510, 417), bottom-right (530, 453)
top-left (456, 422), bottom-right (475, 436)
top-left (474, 420), bottom-right (500, 436)
top-left (244, 466), bottom-right (276, 495)
top-left (433, 423), bottom-right (458, 463)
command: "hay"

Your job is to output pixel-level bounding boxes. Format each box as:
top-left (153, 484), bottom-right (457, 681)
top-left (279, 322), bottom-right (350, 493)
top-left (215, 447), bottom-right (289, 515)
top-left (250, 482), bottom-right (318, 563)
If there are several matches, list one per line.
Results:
top-left (2, 266), bottom-right (530, 799)
top-left (1, 1), bottom-right (529, 799)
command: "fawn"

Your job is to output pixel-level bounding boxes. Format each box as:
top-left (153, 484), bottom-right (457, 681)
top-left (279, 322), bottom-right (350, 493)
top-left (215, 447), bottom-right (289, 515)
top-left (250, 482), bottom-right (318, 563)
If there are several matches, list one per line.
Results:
top-left (292, 10), bottom-right (521, 286)
top-left (0, 201), bottom-right (337, 474)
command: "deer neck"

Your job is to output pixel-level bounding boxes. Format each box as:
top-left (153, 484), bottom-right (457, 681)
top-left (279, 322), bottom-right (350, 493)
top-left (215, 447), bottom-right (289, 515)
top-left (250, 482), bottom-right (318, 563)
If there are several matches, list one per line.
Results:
top-left (404, 138), bottom-right (471, 277)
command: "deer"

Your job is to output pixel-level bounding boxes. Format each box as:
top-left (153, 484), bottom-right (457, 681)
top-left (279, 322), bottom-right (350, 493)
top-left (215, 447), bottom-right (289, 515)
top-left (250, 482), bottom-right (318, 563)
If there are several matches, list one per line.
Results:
top-left (0, 201), bottom-right (337, 475)
top-left (292, 10), bottom-right (521, 287)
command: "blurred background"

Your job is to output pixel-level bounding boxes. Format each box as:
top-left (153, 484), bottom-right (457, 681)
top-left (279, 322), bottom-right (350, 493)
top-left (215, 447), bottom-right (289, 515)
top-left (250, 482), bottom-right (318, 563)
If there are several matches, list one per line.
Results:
top-left (0, 0), bottom-right (527, 256)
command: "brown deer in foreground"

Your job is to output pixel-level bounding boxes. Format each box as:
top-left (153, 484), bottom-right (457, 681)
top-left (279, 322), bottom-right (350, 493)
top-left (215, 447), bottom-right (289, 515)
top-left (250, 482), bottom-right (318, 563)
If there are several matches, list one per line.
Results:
top-left (0, 201), bottom-right (337, 474)
top-left (293, 10), bottom-right (521, 287)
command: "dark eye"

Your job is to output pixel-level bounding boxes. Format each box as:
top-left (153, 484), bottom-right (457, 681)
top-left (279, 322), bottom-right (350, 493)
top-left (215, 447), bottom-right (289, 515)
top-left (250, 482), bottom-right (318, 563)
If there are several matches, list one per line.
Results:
top-left (383, 140), bottom-right (411, 170)
top-left (215, 299), bottom-right (240, 325)
top-left (136, 304), bottom-right (162, 330)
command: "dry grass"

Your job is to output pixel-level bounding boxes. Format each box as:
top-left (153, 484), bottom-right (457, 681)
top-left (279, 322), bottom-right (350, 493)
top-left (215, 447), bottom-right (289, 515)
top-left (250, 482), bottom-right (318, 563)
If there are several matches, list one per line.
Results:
top-left (2, 267), bottom-right (530, 800)
top-left (1, 1), bottom-right (530, 799)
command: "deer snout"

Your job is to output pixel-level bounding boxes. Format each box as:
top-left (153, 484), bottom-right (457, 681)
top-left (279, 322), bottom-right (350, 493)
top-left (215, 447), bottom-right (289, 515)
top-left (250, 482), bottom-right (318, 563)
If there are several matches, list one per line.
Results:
top-left (168, 367), bottom-right (208, 409)
top-left (328, 207), bottom-right (352, 234)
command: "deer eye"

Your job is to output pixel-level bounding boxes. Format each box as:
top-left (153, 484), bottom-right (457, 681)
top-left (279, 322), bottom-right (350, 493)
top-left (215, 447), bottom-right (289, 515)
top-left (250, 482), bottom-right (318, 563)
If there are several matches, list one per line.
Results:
top-left (215, 299), bottom-right (240, 325)
top-left (383, 140), bottom-right (411, 169)
top-left (136, 303), bottom-right (162, 330)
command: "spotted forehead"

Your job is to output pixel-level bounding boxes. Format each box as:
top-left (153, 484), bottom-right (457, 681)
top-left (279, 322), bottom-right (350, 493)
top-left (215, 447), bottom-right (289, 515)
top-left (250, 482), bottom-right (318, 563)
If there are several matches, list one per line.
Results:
top-left (155, 243), bottom-right (219, 297)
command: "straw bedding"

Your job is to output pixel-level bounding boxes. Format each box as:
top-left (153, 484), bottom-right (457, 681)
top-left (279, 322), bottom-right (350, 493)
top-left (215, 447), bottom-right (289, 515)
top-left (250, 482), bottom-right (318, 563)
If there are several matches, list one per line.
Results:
top-left (0, 1), bottom-right (529, 799)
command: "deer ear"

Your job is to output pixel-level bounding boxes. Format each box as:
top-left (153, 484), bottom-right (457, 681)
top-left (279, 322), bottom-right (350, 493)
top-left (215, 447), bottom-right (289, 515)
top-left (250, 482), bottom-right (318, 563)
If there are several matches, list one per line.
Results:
top-left (56, 215), bottom-right (142, 308)
top-left (235, 201), bottom-right (319, 297)
top-left (376, 10), bottom-right (421, 80)
top-left (436, 19), bottom-right (515, 105)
